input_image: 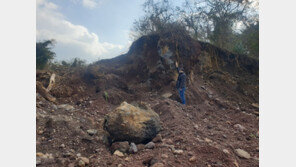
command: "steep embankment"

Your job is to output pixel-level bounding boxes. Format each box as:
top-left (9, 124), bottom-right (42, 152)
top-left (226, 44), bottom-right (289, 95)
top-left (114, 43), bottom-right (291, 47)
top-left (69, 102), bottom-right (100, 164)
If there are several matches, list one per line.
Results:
top-left (36, 32), bottom-right (259, 167)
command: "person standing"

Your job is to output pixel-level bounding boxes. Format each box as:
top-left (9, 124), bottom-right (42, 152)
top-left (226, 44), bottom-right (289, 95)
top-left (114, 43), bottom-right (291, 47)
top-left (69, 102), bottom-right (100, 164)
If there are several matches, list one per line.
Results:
top-left (175, 62), bottom-right (186, 105)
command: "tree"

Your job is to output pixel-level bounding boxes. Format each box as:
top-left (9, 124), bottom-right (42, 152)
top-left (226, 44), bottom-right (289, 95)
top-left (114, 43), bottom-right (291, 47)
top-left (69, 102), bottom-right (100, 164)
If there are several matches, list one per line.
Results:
top-left (36, 40), bottom-right (56, 69)
top-left (241, 21), bottom-right (259, 58)
top-left (133, 0), bottom-right (176, 37)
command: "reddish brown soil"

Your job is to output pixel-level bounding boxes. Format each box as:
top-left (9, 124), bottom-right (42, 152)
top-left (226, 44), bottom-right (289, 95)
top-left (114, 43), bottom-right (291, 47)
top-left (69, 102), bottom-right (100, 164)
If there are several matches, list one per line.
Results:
top-left (36, 34), bottom-right (258, 167)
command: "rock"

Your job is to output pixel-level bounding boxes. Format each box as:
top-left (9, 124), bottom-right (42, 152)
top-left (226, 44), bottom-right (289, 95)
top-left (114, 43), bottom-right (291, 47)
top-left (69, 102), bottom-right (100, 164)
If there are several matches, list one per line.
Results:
top-left (137, 144), bottom-right (145, 151)
top-left (194, 124), bottom-right (199, 130)
top-left (189, 156), bottom-right (197, 162)
top-left (76, 153), bottom-right (81, 157)
top-left (235, 149), bottom-right (251, 159)
top-left (59, 144), bottom-right (65, 148)
top-left (68, 162), bottom-right (75, 167)
top-left (118, 164), bottom-right (123, 167)
top-left (36, 152), bottom-right (53, 159)
top-left (36, 152), bottom-right (44, 157)
top-left (162, 92), bottom-right (172, 98)
top-left (86, 129), bottom-right (97, 136)
top-left (110, 141), bottom-right (130, 153)
top-left (104, 101), bottom-right (161, 144)
top-left (163, 138), bottom-right (173, 145)
top-left (58, 104), bottom-right (74, 111)
top-left (78, 160), bottom-right (85, 167)
top-left (129, 142), bottom-right (138, 153)
top-left (187, 151), bottom-right (194, 156)
top-left (152, 134), bottom-right (162, 143)
top-left (145, 142), bottom-right (155, 149)
top-left (161, 154), bottom-right (168, 158)
top-left (233, 160), bottom-right (239, 167)
top-left (151, 163), bottom-right (164, 167)
top-left (204, 138), bottom-right (213, 143)
top-left (173, 149), bottom-right (183, 155)
top-left (36, 157), bottom-right (41, 165)
top-left (79, 157), bottom-right (89, 165)
top-left (251, 103), bottom-right (259, 108)
top-left (113, 150), bottom-right (124, 157)
top-left (234, 124), bottom-right (246, 131)
top-left (223, 149), bottom-right (230, 154)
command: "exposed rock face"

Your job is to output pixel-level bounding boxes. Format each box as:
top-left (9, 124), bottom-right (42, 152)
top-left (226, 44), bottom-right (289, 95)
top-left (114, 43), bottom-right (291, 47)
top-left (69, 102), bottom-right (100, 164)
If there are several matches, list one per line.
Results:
top-left (104, 102), bottom-right (161, 144)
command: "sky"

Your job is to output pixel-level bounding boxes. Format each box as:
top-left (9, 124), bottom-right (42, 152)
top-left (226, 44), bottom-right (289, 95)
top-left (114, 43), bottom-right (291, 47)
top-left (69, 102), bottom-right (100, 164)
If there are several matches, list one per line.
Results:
top-left (36, 0), bottom-right (146, 63)
top-left (36, 0), bottom-right (258, 63)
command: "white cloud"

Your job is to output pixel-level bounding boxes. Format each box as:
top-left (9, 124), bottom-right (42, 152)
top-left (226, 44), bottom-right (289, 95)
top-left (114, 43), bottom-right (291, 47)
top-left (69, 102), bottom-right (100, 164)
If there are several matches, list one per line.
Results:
top-left (37, 0), bottom-right (126, 62)
top-left (70, 0), bottom-right (102, 9)
top-left (82, 0), bottom-right (97, 9)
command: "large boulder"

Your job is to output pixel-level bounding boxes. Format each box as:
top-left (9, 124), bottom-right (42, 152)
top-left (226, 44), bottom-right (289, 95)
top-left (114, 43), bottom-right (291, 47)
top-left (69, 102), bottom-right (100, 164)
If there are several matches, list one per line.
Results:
top-left (104, 102), bottom-right (161, 144)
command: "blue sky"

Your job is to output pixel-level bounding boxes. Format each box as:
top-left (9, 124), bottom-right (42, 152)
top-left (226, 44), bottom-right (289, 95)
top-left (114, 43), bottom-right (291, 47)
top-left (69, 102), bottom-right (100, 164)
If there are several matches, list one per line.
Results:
top-left (37, 0), bottom-right (146, 62)
top-left (36, 0), bottom-right (258, 63)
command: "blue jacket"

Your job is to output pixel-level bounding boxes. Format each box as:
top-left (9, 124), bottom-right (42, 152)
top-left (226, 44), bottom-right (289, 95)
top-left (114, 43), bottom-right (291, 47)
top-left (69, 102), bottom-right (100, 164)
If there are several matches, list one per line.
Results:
top-left (176, 68), bottom-right (186, 89)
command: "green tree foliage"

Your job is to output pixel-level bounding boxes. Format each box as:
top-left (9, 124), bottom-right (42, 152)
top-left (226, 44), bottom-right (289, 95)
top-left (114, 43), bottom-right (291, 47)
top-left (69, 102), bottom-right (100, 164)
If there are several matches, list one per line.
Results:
top-left (133, 0), bottom-right (259, 58)
top-left (133, 0), bottom-right (176, 37)
top-left (241, 21), bottom-right (259, 58)
top-left (36, 40), bottom-right (56, 69)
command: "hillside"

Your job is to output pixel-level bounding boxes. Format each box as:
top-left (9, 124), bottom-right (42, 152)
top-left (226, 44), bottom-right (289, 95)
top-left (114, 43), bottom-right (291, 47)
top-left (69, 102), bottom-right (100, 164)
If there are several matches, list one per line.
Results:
top-left (36, 33), bottom-right (259, 167)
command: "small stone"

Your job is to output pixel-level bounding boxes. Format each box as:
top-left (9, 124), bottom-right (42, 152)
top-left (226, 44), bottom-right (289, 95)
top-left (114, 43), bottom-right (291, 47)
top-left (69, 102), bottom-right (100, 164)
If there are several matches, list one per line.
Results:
top-left (36, 152), bottom-right (44, 157)
top-left (145, 142), bottom-right (155, 149)
top-left (125, 157), bottom-right (131, 161)
top-left (76, 153), bottom-right (81, 157)
top-left (161, 154), bottom-right (168, 158)
top-left (235, 149), bottom-right (251, 159)
top-left (79, 157), bottom-right (89, 165)
top-left (37, 130), bottom-right (44, 135)
top-left (36, 157), bottom-right (41, 165)
top-left (163, 138), bottom-right (173, 145)
top-left (129, 142), bottom-right (138, 153)
top-left (78, 160), bottom-right (85, 167)
top-left (187, 151), bottom-right (194, 156)
top-left (189, 156), bottom-right (197, 162)
top-left (58, 104), bottom-right (74, 111)
top-left (222, 134), bottom-right (227, 139)
top-left (173, 149), bottom-right (183, 155)
top-left (113, 150), bottom-right (124, 157)
top-left (194, 124), bottom-right (199, 130)
top-left (60, 144), bottom-right (65, 148)
top-left (234, 124), bottom-right (246, 131)
top-left (68, 162), bottom-right (75, 167)
top-left (86, 129), bottom-right (97, 136)
top-left (162, 93), bottom-right (172, 98)
top-left (137, 144), bottom-right (145, 151)
top-left (251, 103), bottom-right (259, 108)
top-left (110, 141), bottom-right (130, 153)
top-left (118, 164), bottom-right (123, 167)
top-left (204, 138), bottom-right (212, 143)
top-left (233, 160), bottom-right (239, 167)
top-left (151, 162), bottom-right (164, 167)
top-left (152, 134), bottom-right (162, 143)
top-left (223, 149), bottom-right (230, 154)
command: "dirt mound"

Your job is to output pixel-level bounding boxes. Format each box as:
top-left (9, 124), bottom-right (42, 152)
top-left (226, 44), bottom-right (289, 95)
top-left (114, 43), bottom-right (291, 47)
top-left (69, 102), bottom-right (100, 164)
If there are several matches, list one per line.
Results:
top-left (36, 33), bottom-right (259, 166)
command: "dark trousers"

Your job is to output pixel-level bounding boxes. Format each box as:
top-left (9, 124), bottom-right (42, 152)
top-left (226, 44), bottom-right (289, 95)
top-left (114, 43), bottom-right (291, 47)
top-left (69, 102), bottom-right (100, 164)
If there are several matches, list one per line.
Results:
top-left (178, 87), bottom-right (186, 104)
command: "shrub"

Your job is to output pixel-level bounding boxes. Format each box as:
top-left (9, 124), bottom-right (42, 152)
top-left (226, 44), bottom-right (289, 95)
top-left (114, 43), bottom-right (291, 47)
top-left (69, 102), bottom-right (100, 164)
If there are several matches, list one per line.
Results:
top-left (36, 40), bottom-right (56, 69)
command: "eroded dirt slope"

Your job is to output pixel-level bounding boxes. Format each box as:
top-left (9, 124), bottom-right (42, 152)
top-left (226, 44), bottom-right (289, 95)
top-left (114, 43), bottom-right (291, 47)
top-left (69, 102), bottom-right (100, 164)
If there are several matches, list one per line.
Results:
top-left (36, 33), bottom-right (259, 167)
